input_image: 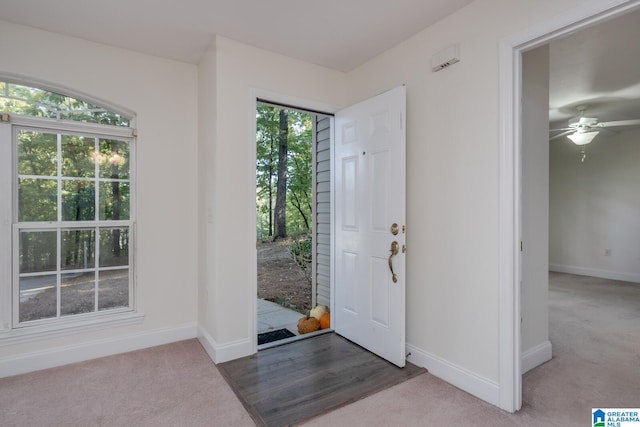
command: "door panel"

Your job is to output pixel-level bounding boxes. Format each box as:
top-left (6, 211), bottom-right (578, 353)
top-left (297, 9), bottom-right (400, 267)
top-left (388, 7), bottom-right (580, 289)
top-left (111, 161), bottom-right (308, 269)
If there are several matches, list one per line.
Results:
top-left (334, 86), bottom-right (406, 367)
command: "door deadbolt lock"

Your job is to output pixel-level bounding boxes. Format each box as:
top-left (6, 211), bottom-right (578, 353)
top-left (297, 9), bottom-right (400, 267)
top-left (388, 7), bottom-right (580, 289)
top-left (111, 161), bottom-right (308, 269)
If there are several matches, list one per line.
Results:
top-left (390, 223), bottom-right (399, 235)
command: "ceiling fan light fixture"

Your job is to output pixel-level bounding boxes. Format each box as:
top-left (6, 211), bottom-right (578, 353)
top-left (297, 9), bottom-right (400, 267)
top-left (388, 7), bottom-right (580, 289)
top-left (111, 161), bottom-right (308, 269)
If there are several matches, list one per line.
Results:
top-left (567, 131), bottom-right (599, 145)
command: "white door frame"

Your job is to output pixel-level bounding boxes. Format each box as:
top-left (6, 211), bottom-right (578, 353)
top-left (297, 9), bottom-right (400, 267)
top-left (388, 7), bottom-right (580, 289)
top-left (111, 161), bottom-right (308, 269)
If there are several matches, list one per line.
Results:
top-left (498, 0), bottom-right (640, 412)
top-left (248, 89), bottom-right (340, 353)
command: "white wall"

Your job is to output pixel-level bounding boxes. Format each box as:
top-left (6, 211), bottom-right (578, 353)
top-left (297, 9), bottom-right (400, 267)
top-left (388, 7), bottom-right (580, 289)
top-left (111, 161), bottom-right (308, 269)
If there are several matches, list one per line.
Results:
top-left (0, 0), bottom-right (598, 410)
top-left (521, 45), bottom-right (551, 372)
top-left (550, 127), bottom-right (640, 282)
top-left (197, 36), bottom-right (347, 361)
top-left (343, 0), bottom-right (583, 405)
top-left (0, 21), bottom-right (199, 364)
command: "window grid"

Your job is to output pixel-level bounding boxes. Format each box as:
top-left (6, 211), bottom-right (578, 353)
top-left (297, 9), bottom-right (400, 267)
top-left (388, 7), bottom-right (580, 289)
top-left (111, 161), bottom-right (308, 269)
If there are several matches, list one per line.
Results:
top-left (13, 124), bottom-right (133, 327)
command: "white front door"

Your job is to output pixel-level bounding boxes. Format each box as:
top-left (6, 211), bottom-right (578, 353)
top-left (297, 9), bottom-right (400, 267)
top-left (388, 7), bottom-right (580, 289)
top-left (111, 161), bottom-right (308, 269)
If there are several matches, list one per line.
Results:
top-left (333, 86), bottom-right (406, 367)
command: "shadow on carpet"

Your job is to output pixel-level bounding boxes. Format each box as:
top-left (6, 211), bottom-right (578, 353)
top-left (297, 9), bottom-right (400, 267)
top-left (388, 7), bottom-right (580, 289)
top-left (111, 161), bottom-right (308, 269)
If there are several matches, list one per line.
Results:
top-left (218, 332), bottom-right (426, 426)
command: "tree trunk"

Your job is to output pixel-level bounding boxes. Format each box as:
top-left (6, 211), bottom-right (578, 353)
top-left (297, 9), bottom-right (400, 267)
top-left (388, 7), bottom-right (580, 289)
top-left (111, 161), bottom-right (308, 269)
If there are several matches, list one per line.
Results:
top-left (274, 109), bottom-right (288, 240)
top-left (290, 190), bottom-right (310, 230)
top-left (268, 140), bottom-right (274, 237)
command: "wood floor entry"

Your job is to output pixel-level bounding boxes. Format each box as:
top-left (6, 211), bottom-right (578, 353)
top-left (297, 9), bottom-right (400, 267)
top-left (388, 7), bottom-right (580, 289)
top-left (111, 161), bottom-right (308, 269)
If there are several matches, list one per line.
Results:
top-left (218, 333), bottom-right (426, 426)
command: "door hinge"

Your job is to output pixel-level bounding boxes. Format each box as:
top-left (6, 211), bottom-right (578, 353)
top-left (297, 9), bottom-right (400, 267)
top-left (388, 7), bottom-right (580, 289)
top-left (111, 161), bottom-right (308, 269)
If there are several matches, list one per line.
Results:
top-left (520, 241), bottom-right (523, 252)
top-left (132, 128), bottom-right (138, 137)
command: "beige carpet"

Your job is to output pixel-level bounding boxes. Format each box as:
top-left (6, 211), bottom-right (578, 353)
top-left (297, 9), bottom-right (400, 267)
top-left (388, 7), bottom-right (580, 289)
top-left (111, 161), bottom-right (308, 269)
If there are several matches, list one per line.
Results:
top-left (0, 340), bottom-right (255, 427)
top-left (1, 272), bottom-right (638, 426)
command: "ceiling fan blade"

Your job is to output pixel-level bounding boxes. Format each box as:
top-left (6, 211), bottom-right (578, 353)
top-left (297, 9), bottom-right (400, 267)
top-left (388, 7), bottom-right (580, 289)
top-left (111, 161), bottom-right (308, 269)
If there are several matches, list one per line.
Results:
top-left (549, 130), bottom-right (573, 141)
top-left (549, 127), bottom-right (572, 132)
top-left (596, 119), bottom-right (640, 128)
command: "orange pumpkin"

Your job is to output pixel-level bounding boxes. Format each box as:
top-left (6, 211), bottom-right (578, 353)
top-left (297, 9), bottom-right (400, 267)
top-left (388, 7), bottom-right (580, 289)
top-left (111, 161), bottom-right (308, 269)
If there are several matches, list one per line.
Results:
top-left (297, 316), bottom-right (320, 334)
top-left (319, 312), bottom-right (331, 329)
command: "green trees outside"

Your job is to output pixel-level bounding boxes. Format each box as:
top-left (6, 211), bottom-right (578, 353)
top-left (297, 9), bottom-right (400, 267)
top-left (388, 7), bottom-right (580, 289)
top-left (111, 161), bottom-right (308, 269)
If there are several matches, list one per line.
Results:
top-left (1, 81), bottom-right (129, 126)
top-left (256, 104), bottom-right (313, 241)
top-left (3, 81), bottom-right (133, 321)
top-left (4, 82), bottom-right (133, 277)
top-left (17, 129), bottom-right (131, 274)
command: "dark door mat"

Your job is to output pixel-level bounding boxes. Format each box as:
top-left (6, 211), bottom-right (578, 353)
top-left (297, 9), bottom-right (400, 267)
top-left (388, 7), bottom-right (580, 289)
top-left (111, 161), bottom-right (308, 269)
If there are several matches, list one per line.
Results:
top-left (257, 328), bottom-right (296, 345)
top-left (218, 332), bottom-right (427, 427)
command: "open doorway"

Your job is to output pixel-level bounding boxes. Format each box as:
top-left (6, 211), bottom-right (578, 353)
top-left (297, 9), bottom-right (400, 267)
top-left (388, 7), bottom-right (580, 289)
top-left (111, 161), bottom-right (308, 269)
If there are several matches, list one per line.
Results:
top-left (516, 1), bottom-right (640, 413)
top-left (499, 0), bottom-right (640, 411)
top-left (255, 101), bottom-right (332, 347)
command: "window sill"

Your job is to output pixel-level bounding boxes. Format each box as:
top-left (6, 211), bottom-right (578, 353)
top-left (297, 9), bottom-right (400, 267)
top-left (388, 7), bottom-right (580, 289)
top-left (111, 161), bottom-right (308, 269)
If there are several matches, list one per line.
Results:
top-left (0, 311), bottom-right (145, 346)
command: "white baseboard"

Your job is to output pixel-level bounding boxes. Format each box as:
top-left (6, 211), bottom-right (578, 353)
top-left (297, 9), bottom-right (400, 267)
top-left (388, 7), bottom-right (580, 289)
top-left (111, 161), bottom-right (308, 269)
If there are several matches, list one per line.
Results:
top-left (197, 325), bottom-right (253, 364)
top-left (521, 340), bottom-right (552, 374)
top-left (406, 343), bottom-right (500, 407)
top-left (0, 322), bottom-right (197, 378)
top-left (550, 264), bottom-right (640, 283)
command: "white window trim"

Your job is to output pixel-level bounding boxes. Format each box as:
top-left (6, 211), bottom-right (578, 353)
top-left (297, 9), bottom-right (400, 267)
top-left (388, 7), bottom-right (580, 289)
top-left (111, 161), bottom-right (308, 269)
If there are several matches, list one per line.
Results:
top-left (1, 72), bottom-right (136, 123)
top-left (0, 102), bottom-right (140, 344)
top-left (0, 311), bottom-right (145, 346)
top-left (8, 115), bottom-right (135, 139)
top-left (0, 122), bottom-right (12, 332)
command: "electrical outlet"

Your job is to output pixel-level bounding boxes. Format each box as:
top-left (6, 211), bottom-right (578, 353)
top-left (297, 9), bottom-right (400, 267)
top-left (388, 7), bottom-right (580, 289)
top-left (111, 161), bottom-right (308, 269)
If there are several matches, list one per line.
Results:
top-left (605, 249), bottom-right (612, 256)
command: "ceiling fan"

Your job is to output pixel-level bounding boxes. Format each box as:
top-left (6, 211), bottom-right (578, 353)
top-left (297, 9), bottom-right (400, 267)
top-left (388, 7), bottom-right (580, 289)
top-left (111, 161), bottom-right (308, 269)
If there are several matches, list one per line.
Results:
top-left (549, 105), bottom-right (640, 145)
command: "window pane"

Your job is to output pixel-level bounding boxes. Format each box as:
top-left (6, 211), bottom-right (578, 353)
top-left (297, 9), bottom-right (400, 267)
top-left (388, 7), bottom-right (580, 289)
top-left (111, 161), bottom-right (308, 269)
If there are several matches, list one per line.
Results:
top-left (99, 139), bottom-right (130, 179)
top-left (99, 182), bottom-right (129, 220)
top-left (19, 230), bottom-right (57, 273)
top-left (19, 178), bottom-right (58, 222)
top-left (61, 180), bottom-right (95, 221)
top-left (62, 135), bottom-right (95, 178)
top-left (9, 83), bottom-right (49, 101)
top-left (98, 269), bottom-right (128, 311)
top-left (59, 110), bottom-right (130, 127)
top-left (99, 228), bottom-right (129, 267)
top-left (8, 84), bottom-right (54, 118)
top-left (3, 82), bottom-right (130, 126)
top-left (19, 274), bottom-right (57, 322)
top-left (61, 272), bottom-right (95, 316)
top-left (18, 131), bottom-right (57, 176)
top-left (61, 229), bottom-right (96, 270)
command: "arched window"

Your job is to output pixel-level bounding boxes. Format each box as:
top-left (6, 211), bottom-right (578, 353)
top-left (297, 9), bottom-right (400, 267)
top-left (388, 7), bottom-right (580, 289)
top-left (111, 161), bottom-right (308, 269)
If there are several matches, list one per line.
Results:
top-left (1, 80), bottom-right (130, 126)
top-left (0, 78), bottom-right (138, 336)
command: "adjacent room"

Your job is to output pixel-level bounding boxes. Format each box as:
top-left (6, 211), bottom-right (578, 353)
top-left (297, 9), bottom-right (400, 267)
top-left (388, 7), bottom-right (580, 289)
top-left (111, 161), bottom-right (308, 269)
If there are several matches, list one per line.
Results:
top-left (0, 0), bottom-right (639, 425)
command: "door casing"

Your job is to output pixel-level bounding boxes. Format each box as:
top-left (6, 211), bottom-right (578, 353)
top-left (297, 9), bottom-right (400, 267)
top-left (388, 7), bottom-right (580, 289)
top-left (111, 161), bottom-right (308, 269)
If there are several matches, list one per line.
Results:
top-left (498, 0), bottom-right (640, 412)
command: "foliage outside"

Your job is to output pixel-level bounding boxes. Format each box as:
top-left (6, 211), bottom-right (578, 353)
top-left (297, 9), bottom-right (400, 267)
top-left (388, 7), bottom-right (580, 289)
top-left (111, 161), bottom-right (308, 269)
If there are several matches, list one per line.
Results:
top-left (1, 81), bottom-right (129, 126)
top-left (289, 234), bottom-right (313, 282)
top-left (3, 81), bottom-right (133, 322)
top-left (256, 104), bottom-right (313, 240)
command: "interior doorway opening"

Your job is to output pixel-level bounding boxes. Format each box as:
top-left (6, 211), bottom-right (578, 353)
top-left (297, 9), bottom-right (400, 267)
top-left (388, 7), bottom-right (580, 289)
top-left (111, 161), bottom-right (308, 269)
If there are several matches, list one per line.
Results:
top-left (501, 0), bottom-right (640, 412)
top-left (255, 100), bottom-right (332, 348)
top-left (520, 5), bottom-right (640, 411)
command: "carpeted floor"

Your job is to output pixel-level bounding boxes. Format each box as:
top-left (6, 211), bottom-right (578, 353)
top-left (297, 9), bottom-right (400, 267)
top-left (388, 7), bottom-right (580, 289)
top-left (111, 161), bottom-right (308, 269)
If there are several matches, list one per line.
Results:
top-left (0, 340), bottom-right (255, 427)
top-left (0, 272), bottom-right (638, 426)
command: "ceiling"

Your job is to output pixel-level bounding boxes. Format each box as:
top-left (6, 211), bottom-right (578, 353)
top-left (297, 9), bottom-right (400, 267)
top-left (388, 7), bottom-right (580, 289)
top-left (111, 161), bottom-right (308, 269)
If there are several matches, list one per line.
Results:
top-left (2, 1), bottom-right (639, 128)
top-left (548, 8), bottom-right (640, 130)
top-left (0, 0), bottom-right (473, 72)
